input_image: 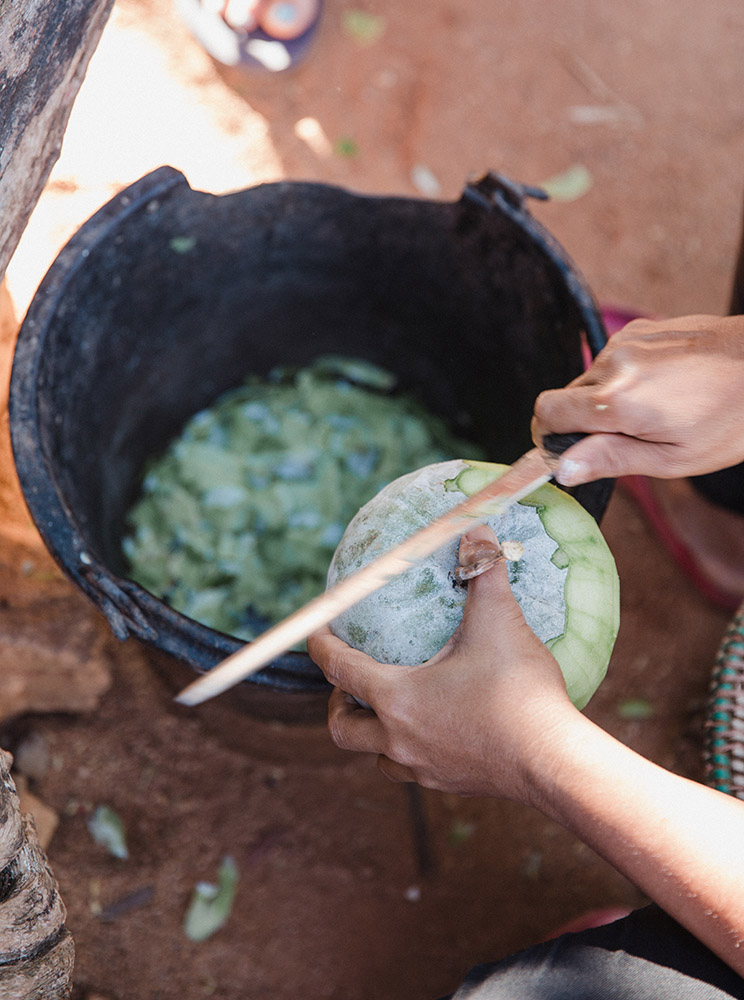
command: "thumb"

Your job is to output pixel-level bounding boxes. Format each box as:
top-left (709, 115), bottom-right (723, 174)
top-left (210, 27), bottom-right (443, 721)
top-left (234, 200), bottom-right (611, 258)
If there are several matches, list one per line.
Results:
top-left (555, 432), bottom-right (685, 485)
top-left (453, 525), bottom-right (526, 640)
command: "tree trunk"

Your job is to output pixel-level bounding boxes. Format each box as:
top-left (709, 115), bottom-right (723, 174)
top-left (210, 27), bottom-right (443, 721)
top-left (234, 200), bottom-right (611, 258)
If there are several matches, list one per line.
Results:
top-left (0, 3), bottom-right (116, 996)
top-left (0, 751), bottom-right (74, 999)
top-left (0, 0), bottom-right (115, 282)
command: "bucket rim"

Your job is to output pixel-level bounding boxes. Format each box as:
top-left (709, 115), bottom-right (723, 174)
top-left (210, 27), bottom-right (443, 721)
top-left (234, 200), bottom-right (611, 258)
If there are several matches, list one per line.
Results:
top-left (8, 166), bottom-right (609, 697)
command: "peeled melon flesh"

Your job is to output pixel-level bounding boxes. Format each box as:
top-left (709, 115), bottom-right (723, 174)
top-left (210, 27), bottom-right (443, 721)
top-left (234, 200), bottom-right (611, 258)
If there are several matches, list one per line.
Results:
top-left (327, 459), bottom-right (620, 709)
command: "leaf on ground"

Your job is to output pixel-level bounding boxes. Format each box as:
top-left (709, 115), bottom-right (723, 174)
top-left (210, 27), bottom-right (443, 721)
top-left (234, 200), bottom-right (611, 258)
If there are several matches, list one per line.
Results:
top-left (449, 820), bottom-right (476, 846)
top-left (87, 805), bottom-right (129, 859)
top-left (183, 856), bottom-right (239, 942)
top-left (410, 164), bottom-right (441, 198)
top-left (169, 236), bottom-right (197, 254)
top-left (616, 697), bottom-right (655, 720)
top-left (539, 164), bottom-right (593, 202)
top-left (342, 10), bottom-right (386, 44)
top-left (334, 136), bottom-right (359, 158)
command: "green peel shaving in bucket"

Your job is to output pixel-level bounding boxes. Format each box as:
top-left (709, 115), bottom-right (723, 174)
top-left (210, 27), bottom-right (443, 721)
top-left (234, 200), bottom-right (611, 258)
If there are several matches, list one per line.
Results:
top-left (122, 356), bottom-right (484, 641)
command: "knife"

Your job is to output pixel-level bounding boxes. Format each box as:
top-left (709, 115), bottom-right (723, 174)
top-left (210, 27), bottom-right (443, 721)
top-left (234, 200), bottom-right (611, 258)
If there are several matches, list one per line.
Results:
top-left (175, 433), bottom-right (584, 706)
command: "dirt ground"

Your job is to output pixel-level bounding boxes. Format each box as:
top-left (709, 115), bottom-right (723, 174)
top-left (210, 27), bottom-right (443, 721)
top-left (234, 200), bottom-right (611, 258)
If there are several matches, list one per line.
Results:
top-left (2, 1), bottom-right (744, 998)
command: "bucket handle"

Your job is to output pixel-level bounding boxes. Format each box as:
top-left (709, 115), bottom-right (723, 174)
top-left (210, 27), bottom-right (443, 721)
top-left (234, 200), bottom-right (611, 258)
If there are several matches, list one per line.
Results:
top-left (461, 171), bottom-right (607, 363)
top-left (464, 172), bottom-right (549, 213)
top-left (79, 562), bottom-right (158, 643)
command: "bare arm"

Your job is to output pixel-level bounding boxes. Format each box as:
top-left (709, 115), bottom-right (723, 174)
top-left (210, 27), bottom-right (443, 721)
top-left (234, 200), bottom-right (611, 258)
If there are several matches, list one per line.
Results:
top-left (308, 527), bottom-right (744, 977)
top-left (530, 707), bottom-right (744, 974)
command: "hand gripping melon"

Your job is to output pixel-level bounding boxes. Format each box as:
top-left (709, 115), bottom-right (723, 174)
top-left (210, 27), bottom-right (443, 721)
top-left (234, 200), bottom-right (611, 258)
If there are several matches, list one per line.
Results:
top-left (327, 460), bottom-right (620, 709)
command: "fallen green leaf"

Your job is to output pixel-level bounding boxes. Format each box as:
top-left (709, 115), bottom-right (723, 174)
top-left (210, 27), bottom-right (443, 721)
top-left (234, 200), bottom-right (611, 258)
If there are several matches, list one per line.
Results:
top-left (539, 164), bottom-right (593, 202)
top-left (169, 236), bottom-right (197, 254)
top-left (184, 856), bottom-right (239, 942)
top-left (342, 9), bottom-right (386, 44)
top-left (449, 820), bottom-right (476, 846)
top-left (617, 697), bottom-right (655, 720)
top-left (522, 851), bottom-right (543, 880)
top-left (410, 164), bottom-right (441, 198)
top-left (334, 136), bottom-right (359, 158)
top-left (87, 805), bottom-right (129, 860)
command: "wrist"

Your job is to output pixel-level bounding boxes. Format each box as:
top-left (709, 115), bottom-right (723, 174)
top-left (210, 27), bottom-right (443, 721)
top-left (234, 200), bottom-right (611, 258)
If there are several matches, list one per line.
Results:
top-left (512, 704), bottom-right (598, 816)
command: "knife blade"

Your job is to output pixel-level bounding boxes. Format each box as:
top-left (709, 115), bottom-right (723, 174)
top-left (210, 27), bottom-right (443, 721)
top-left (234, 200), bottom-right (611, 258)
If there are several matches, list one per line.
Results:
top-left (175, 433), bottom-right (583, 706)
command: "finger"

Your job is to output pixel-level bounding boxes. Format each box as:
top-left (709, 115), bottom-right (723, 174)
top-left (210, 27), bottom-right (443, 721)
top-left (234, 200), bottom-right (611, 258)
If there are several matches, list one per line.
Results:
top-left (376, 755), bottom-right (417, 784)
top-left (459, 525), bottom-right (521, 613)
top-left (458, 522), bottom-right (501, 563)
top-left (327, 686), bottom-right (387, 754)
top-left (439, 524), bottom-right (551, 669)
top-left (533, 384), bottom-right (630, 442)
top-left (554, 433), bottom-right (690, 485)
top-left (425, 525), bottom-right (526, 662)
top-left (308, 624), bottom-right (393, 708)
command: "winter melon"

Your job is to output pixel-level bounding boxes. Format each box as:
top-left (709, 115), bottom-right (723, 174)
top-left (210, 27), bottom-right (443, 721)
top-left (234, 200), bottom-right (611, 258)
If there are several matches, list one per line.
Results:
top-left (327, 459), bottom-right (619, 709)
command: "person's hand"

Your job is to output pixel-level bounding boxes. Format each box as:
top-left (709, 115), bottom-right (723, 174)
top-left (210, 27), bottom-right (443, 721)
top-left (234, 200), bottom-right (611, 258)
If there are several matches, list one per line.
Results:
top-left (533, 314), bottom-right (744, 485)
top-left (307, 525), bottom-right (577, 804)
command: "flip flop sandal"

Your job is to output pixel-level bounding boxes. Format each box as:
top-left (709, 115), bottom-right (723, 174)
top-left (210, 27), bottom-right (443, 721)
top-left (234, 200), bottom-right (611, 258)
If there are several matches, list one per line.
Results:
top-left (174, 0), bottom-right (322, 72)
top-left (704, 598), bottom-right (744, 798)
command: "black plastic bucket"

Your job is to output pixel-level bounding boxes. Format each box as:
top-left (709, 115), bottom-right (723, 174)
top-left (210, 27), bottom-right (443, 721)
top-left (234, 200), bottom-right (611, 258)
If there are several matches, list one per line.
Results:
top-left (9, 166), bottom-right (611, 724)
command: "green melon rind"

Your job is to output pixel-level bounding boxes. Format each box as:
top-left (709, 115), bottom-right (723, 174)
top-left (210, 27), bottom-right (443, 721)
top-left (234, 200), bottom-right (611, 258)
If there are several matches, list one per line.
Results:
top-left (453, 461), bottom-right (620, 709)
top-left (329, 459), bottom-right (619, 709)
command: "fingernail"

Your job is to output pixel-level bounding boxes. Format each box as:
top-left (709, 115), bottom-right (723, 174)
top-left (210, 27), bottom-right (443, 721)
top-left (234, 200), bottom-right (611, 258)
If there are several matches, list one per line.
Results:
top-left (458, 536), bottom-right (478, 568)
top-left (556, 457), bottom-right (587, 486)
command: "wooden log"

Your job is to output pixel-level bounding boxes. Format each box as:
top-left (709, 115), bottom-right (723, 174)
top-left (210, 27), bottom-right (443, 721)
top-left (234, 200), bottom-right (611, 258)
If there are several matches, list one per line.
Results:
top-left (0, 0), bottom-right (115, 281)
